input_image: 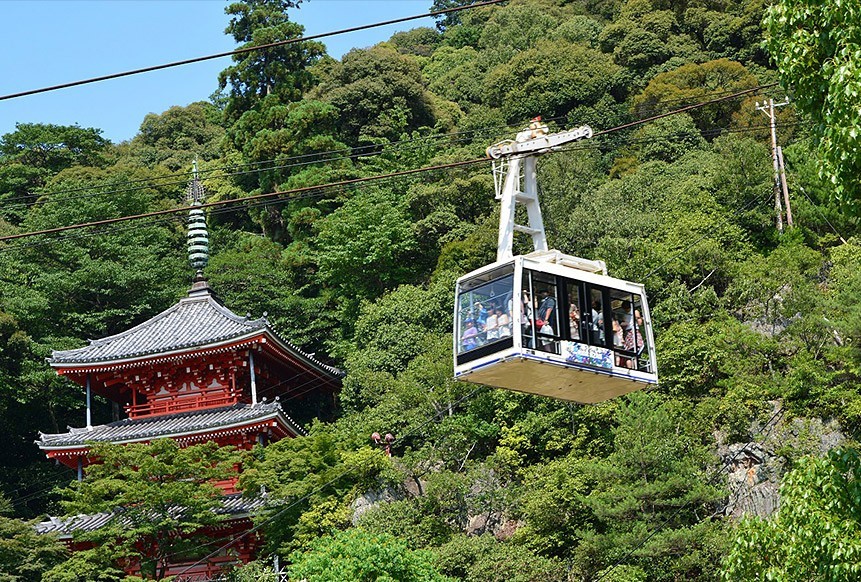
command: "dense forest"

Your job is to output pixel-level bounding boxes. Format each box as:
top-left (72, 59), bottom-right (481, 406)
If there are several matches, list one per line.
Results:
top-left (1, 0), bottom-right (860, 580)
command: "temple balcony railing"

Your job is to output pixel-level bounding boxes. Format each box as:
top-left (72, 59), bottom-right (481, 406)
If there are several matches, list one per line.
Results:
top-left (125, 387), bottom-right (239, 419)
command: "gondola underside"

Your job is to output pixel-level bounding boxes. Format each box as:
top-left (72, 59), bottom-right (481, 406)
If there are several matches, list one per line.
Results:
top-left (456, 356), bottom-right (654, 403)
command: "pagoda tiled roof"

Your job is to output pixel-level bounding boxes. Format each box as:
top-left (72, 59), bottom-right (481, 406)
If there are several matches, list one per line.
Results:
top-left (48, 285), bottom-right (343, 379)
top-left (50, 287), bottom-right (267, 365)
top-left (35, 492), bottom-right (267, 537)
top-left (36, 401), bottom-right (303, 450)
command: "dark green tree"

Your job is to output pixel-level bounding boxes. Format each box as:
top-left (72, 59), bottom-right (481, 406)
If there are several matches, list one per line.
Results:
top-left (218, 0), bottom-right (325, 123)
top-left (56, 440), bottom-right (240, 581)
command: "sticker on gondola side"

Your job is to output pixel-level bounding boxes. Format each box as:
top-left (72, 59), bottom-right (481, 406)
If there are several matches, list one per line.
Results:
top-left (562, 341), bottom-right (613, 370)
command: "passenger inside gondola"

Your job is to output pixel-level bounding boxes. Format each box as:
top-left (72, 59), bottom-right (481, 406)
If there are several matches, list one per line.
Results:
top-left (462, 319), bottom-right (479, 351)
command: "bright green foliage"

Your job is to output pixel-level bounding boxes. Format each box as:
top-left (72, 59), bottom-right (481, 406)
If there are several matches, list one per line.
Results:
top-left (239, 427), bottom-right (400, 554)
top-left (314, 187), bottom-right (418, 300)
top-left (129, 102), bottom-right (225, 171)
top-left (57, 440), bottom-right (240, 581)
top-left (0, 495), bottom-right (68, 582)
top-left (218, 0), bottom-right (324, 123)
top-left (722, 447), bottom-right (861, 581)
top-left (764, 0), bottom-right (861, 208)
top-left (3, 0), bottom-right (861, 578)
top-left (598, 2), bottom-right (704, 76)
top-left (287, 528), bottom-right (452, 582)
top-left (483, 40), bottom-right (620, 123)
top-left (0, 165), bottom-right (187, 342)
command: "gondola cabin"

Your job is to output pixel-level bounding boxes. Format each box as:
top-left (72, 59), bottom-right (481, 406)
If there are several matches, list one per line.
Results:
top-left (454, 250), bottom-right (658, 402)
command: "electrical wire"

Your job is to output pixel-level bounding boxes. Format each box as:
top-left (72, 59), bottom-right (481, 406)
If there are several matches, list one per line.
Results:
top-left (0, 82), bottom-right (790, 211)
top-left (0, 0), bottom-right (507, 102)
top-left (0, 82), bottom-right (790, 247)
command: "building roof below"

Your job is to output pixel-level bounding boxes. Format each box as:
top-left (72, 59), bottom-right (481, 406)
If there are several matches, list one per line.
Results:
top-left (35, 492), bottom-right (267, 538)
top-left (36, 401), bottom-right (303, 450)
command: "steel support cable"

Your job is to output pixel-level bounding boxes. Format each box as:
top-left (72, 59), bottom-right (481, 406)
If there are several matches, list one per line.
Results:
top-left (0, 122), bottom-right (808, 261)
top-left (1, 118), bottom-right (808, 218)
top-left (592, 82), bottom-right (778, 138)
top-left (0, 82), bottom-right (785, 210)
top-left (0, 83), bottom-right (788, 246)
top-left (0, 0), bottom-right (507, 102)
top-left (0, 157), bottom-right (489, 244)
top-left (0, 131), bottom-right (490, 211)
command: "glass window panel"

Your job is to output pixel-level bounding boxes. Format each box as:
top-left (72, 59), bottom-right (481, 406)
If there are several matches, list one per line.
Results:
top-left (589, 288), bottom-right (605, 346)
top-left (567, 283), bottom-right (581, 341)
top-left (457, 274), bottom-right (514, 354)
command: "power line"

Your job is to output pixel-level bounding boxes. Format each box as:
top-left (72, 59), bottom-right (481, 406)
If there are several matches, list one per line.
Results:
top-left (0, 158), bottom-right (487, 244)
top-left (0, 82), bottom-right (785, 246)
top-left (1, 83), bottom-right (788, 210)
top-left (0, 0), bottom-right (507, 102)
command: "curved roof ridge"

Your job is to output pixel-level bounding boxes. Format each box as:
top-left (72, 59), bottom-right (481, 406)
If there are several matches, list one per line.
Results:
top-left (49, 291), bottom-right (268, 365)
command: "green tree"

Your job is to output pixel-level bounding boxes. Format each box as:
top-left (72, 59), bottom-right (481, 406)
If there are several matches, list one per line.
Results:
top-left (314, 187), bottom-right (418, 300)
top-left (315, 44), bottom-right (436, 144)
top-left (57, 440), bottom-right (240, 581)
top-left (632, 59), bottom-right (759, 132)
top-left (0, 495), bottom-right (68, 582)
top-left (218, 0), bottom-right (325, 123)
top-left (433, 534), bottom-right (566, 582)
top-left (722, 447), bottom-right (861, 581)
top-left (287, 528), bottom-right (452, 582)
top-left (0, 123), bottom-right (110, 223)
top-left (483, 39), bottom-right (621, 123)
top-left (764, 0), bottom-right (861, 208)
top-left (575, 394), bottom-right (727, 580)
top-left (129, 102), bottom-right (225, 171)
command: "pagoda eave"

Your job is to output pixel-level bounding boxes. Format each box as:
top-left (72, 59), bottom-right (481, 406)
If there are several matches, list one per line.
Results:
top-left (51, 333), bottom-right (267, 377)
top-left (38, 406), bottom-right (301, 469)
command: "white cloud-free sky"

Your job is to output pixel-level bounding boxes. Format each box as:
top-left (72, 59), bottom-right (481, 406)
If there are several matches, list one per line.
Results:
top-left (0, 0), bottom-right (432, 143)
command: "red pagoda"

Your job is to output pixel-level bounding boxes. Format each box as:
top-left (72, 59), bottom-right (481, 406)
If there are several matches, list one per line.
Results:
top-left (35, 169), bottom-right (342, 579)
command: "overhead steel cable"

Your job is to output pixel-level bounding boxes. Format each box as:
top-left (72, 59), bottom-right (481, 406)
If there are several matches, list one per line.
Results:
top-left (0, 0), bottom-right (507, 102)
top-left (1, 83), bottom-right (788, 209)
top-left (0, 122), bottom-right (809, 260)
top-left (0, 84), bottom-right (788, 213)
top-left (0, 157), bottom-right (488, 245)
top-left (592, 82), bottom-right (778, 137)
top-left (0, 82), bottom-right (786, 246)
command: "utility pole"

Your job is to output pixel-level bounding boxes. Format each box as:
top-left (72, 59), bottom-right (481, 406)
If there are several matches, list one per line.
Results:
top-left (756, 98), bottom-right (792, 231)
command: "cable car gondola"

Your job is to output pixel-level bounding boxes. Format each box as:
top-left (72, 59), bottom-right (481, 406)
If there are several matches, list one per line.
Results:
top-left (453, 121), bottom-right (658, 402)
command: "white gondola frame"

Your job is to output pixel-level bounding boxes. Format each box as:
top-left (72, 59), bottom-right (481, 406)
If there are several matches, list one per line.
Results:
top-left (453, 254), bottom-right (658, 403)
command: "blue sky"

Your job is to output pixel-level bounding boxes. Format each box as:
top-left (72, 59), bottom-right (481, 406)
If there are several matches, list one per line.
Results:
top-left (0, 0), bottom-right (432, 143)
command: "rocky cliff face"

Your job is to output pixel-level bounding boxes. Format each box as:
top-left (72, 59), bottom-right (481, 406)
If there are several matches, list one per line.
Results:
top-left (719, 400), bottom-right (845, 519)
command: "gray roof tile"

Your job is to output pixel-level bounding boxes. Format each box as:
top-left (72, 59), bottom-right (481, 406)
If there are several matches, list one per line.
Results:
top-left (36, 493), bottom-right (267, 537)
top-left (49, 290), bottom-right (267, 365)
top-left (36, 401), bottom-right (304, 449)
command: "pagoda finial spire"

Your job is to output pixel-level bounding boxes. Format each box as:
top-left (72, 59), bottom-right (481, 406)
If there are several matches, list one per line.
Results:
top-left (187, 161), bottom-right (209, 283)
